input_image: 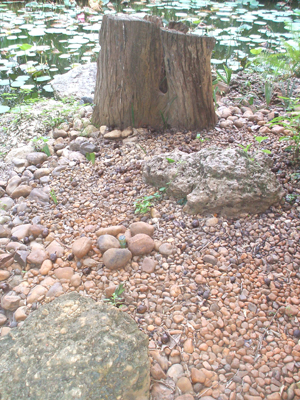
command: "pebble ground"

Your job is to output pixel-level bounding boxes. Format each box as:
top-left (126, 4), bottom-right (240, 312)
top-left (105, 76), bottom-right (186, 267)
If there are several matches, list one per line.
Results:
top-left (0, 79), bottom-right (300, 400)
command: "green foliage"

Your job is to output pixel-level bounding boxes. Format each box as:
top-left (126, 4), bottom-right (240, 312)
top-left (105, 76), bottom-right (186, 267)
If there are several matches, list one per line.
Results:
top-left (255, 136), bottom-right (267, 144)
top-left (104, 284), bottom-right (125, 307)
top-left (212, 83), bottom-right (221, 104)
top-left (238, 136), bottom-right (271, 160)
top-left (17, 43), bottom-right (33, 51)
top-left (166, 157), bottom-right (175, 163)
top-left (61, 96), bottom-right (77, 105)
top-left (196, 133), bottom-right (210, 143)
top-left (86, 152), bottom-right (96, 165)
top-left (270, 108), bottom-right (300, 161)
top-left (40, 101), bottom-right (81, 130)
top-left (255, 136), bottom-right (272, 154)
top-left (134, 188), bottom-right (166, 214)
top-left (134, 194), bottom-right (160, 214)
top-left (279, 36), bottom-right (300, 77)
top-left (239, 56), bottom-right (248, 70)
top-left (1, 92), bottom-right (18, 102)
top-left (1, 88), bottom-right (39, 115)
top-left (286, 193), bottom-right (299, 204)
top-left (160, 111), bottom-right (169, 130)
top-left (50, 189), bottom-right (58, 205)
top-left (238, 143), bottom-right (252, 153)
top-left (216, 64), bottom-right (233, 85)
top-left (32, 136), bottom-right (51, 156)
top-left (134, 198), bottom-right (153, 214)
top-left (279, 80), bottom-right (297, 110)
top-left (291, 172), bottom-right (300, 181)
top-left (250, 47), bottom-right (263, 56)
top-left (264, 81), bottom-right (273, 106)
top-left (249, 25), bottom-right (300, 79)
top-left (249, 46), bottom-right (286, 76)
top-left (137, 144), bottom-right (147, 155)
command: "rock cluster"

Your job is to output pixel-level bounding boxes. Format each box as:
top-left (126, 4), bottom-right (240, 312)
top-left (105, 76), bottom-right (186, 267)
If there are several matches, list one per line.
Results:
top-left (97, 221), bottom-right (160, 269)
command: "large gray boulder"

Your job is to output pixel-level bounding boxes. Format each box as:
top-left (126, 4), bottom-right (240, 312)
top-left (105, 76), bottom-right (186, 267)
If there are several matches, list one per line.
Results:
top-left (0, 292), bottom-right (150, 400)
top-left (51, 63), bottom-right (96, 100)
top-left (143, 147), bottom-right (284, 217)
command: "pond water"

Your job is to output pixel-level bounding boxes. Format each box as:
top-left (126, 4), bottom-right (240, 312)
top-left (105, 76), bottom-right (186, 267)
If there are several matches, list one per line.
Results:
top-left (0, 0), bottom-right (300, 112)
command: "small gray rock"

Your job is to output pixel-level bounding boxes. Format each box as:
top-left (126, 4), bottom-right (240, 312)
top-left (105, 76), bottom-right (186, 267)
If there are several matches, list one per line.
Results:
top-left (103, 248), bottom-right (132, 270)
top-left (6, 176), bottom-right (22, 196)
top-left (0, 226), bottom-right (11, 238)
top-left (239, 289), bottom-right (248, 302)
top-left (141, 257), bottom-right (156, 273)
top-left (1, 294), bottom-right (21, 311)
top-left (14, 250), bottom-right (29, 268)
top-left (12, 158), bottom-right (27, 168)
top-left (11, 185), bottom-right (32, 199)
top-left (69, 137), bottom-right (98, 155)
top-left (53, 129), bottom-right (68, 139)
top-left (203, 254), bottom-right (217, 265)
top-left (46, 282), bottom-right (64, 298)
top-left (130, 222), bottom-right (154, 237)
top-left (158, 243), bottom-right (173, 256)
top-left (248, 302), bottom-right (257, 313)
top-left (82, 125), bottom-right (99, 138)
top-left (0, 197), bottom-right (14, 210)
top-left (34, 168), bottom-right (51, 180)
top-left (26, 152), bottom-right (48, 165)
top-left (28, 188), bottom-right (49, 204)
top-left (97, 234), bottom-right (120, 253)
top-left (52, 166), bottom-right (67, 176)
top-left (127, 234), bottom-right (154, 256)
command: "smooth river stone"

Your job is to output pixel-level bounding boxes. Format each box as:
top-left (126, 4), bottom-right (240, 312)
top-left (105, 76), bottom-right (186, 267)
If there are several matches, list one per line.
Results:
top-left (102, 248), bottom-right (132, 270)
top-left (127, 234), bottom-right (154, 256)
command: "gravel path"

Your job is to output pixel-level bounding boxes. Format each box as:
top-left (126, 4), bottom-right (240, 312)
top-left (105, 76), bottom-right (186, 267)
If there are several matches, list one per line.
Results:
top-left (0, 76), bottom-right (300, 400)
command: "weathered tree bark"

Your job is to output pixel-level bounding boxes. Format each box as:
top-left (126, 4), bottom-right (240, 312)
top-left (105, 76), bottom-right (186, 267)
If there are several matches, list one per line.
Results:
top-left (92, 14), bottom-right (217, 131)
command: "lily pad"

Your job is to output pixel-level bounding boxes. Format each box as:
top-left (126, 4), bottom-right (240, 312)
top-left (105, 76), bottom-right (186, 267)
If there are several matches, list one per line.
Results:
top-left (0, 105), bottom-right (10, 114)
top-left (18, 43), bottom-right (33, 51)
top-left (43, 85), bottom-right (54, 92)
top-left (20, 84), bottom-right (35, 90)
top-left (11, 81), bottom-right (25, 87)
top-left (35, 76), bottom-right (51, 82)
top-left (68, 43), bottom-right (82, 49)
top-left (28, 29), bottom-right (46, 36)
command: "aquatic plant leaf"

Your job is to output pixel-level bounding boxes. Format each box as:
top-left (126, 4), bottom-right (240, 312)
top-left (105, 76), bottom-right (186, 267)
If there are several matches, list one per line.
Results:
top-left (43, 85), bottom-right (54, 92)
top-left (0, 106), bottom-right (10, 114)
top-left (35, 76), bottom-right (51, 82)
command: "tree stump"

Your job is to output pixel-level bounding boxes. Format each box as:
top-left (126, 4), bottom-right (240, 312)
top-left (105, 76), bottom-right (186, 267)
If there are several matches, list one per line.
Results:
top-left (92, 14), bottom-right (217, 131)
